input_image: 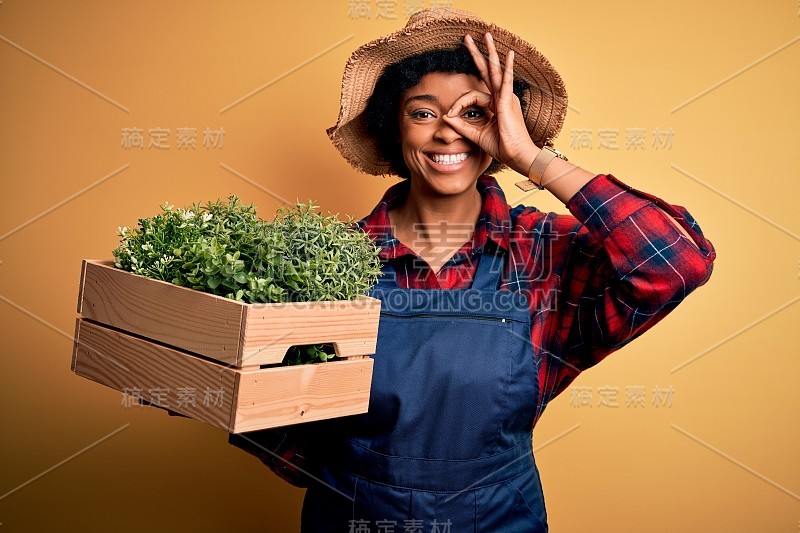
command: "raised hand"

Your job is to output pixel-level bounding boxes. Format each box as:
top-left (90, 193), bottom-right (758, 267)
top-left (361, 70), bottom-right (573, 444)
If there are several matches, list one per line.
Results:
top-left (442, 32), bottom-right (537, 177)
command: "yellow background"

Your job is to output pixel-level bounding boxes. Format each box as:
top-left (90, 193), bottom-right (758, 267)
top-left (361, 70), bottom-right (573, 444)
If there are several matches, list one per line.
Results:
top-left (1, 1), bottom-right (798, 531)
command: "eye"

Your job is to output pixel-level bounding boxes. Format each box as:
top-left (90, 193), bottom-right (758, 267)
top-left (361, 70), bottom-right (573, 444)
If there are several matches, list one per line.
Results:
top-left (463, 107), bottom-right (485, 119)
top-left (410, 110), bottom-right (434, 120)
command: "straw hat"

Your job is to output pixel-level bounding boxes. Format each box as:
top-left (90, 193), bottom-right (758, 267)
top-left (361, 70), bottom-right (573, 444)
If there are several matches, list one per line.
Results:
top-left (326, 7), bottom-right (568, 176)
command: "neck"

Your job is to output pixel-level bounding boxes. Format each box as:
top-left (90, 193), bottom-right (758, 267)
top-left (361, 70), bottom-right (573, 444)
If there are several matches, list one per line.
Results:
top-left (390, 179), bottom-right (482, 247)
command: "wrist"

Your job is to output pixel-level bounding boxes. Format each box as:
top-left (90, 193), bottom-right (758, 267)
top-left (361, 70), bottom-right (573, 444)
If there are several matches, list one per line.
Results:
top-left (515, 141), bottom-right (540, 178)
top-left (528, 146), bottom-right (558, 187)
top-left (514, 142), bottom-right (569, 192)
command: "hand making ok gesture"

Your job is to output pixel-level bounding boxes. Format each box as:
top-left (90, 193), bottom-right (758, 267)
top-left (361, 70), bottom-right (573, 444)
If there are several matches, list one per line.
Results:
top-left (442, 31), bottom-right (538, 177)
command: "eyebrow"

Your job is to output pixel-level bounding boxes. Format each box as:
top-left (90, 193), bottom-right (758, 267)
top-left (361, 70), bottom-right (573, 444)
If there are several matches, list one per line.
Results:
top-left (403, 90), bottom-right (473, 108)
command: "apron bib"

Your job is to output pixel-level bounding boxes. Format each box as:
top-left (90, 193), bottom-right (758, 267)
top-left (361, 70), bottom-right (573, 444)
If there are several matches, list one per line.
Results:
top-left (301, 251), bottom-right (548, 532)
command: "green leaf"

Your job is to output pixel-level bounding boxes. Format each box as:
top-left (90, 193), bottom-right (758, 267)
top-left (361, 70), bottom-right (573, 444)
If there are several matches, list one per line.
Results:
top-left (112, 194), bottom-right (382, 320)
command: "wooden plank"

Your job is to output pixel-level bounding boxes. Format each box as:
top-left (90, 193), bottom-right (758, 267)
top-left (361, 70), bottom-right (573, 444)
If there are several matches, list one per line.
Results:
top-left (239, 296), bottom-right (381, 366)
top-left (79, 259), bottom-right (244, 366)
top-left (73, 318), bottom-right (237, 430)
top-left (76, 257), bottom-right (87, 314)
top-left (232, 357), bottom-right (373, 433)
top-left (71, 316), bottom-right (81, 372)
top-left (72, 318), bottom-right (374, 433)
top-left (79, 259), bottom-right (382, 368)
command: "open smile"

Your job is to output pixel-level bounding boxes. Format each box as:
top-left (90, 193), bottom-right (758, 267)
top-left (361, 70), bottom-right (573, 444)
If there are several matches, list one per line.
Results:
top-left (424, 150), bottom-right (473, 172)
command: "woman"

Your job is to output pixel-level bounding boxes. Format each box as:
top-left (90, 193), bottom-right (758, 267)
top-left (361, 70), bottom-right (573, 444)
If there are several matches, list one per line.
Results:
top-left (228, 8), bottom-right (716, 532)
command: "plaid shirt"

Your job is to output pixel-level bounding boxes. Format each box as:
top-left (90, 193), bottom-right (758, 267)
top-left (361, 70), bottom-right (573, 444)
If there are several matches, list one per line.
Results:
top-left (228, 172), bottom-right (716, 487)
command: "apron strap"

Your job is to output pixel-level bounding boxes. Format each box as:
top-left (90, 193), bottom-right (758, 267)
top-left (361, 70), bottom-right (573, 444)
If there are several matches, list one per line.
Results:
top-left (373, 248), bottom-right (505, 291)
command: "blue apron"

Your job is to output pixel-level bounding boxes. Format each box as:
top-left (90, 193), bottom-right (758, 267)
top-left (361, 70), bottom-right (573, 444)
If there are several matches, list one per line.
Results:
top-left (301, 249), bottom-right (548, 532)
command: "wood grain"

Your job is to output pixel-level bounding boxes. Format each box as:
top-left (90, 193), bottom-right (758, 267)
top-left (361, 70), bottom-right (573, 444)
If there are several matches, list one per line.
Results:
top-left (232, 357), bottom-right (373, 432)
top-left (80, 259), bottom-right (244, 366)
top-left (73, 318), bottom-right (237, 429)
top-left (73, 258), bottom-right (380, 432)
top-left (239, 296), bottom-right (381, 365)
top-left (73, 318), bottom-right (374, 433)
top-left (79, 259), bottom-right (381, 367)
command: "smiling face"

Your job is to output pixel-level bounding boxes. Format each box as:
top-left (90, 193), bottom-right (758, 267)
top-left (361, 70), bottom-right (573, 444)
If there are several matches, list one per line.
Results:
top-left (396, 71), bottom-right (494, 196)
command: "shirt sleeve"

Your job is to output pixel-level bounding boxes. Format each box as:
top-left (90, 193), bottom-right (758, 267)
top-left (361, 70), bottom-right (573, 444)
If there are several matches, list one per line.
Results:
top-left (543, 173), bottom-right (716, 405)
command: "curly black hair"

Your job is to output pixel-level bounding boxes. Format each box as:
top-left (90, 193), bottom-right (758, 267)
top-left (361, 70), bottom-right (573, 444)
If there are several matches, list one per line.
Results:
top-left (362, 45), bottom-right (531, 180)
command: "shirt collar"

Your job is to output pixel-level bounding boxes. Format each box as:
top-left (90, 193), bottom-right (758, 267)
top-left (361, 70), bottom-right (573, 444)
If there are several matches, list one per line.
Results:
top-left (353, 174), bottom-right (512, 261)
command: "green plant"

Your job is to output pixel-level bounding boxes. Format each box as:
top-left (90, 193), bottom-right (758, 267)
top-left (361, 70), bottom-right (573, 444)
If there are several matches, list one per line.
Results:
top-left (282, 343), bottom-right (337, 366)
top-left (112, 194), bottom-right (382, 365)
top-left (264, 201), bottom-right (383, 302)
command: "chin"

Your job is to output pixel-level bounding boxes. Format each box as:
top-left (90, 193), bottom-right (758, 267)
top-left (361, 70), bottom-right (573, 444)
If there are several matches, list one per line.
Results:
top-left (419, 173), bottom-right (480, 196)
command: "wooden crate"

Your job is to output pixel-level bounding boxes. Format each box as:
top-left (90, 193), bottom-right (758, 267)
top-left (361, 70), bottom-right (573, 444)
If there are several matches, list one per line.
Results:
top-left (72, 259), bottom-right (380, 433)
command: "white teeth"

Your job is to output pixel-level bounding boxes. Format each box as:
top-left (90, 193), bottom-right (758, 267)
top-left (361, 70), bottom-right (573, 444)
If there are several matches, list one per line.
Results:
top-left (430, 152), bottom-right (469, 164)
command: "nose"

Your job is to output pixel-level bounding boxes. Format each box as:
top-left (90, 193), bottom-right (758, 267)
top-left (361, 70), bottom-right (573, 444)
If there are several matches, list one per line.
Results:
top-left (433, 116), bottom-right (463, 144)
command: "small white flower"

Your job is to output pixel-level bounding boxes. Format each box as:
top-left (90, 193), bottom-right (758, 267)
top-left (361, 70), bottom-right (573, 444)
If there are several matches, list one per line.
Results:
top-left (180, 210), bottom-right (196, 220)
top-left (201, 212), bottom-right (213, 223)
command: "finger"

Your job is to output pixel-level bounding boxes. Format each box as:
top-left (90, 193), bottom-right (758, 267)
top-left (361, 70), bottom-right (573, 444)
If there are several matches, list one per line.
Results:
top-left (463, 34), bottom-right (493, 93)
top-left (441, 114), bottom-right (483, 145)
top-left (446, 90), bottom-right (492, 118)
top-left (484, 32), bottom-right (503, 94)
top-left (501, 49), bottom-right (514, 100)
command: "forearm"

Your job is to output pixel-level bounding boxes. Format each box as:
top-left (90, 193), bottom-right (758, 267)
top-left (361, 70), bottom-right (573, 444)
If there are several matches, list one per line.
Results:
top-left (516, 142), bottom-right (695, 242)
top-left (228, 429), bottom-right (316, 488)
top-left (554, 169), bottom-right (716, 349)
